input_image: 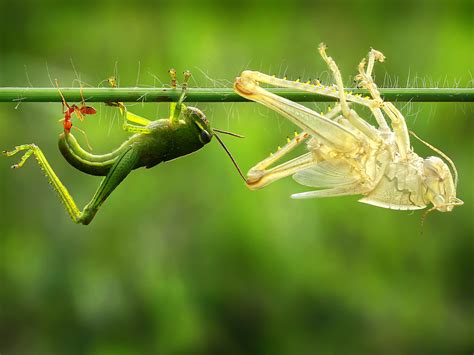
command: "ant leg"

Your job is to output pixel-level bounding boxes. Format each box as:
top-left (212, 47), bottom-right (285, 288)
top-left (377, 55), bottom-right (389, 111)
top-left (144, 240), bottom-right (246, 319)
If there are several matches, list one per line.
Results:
top-left (55, 79), bottom-right (71, 111)
top-left (55, 79), bottom-right (76, 133)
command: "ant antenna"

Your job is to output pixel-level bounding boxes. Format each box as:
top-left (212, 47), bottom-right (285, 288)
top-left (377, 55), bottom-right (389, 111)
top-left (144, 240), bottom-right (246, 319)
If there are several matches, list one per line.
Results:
top-left (212, 130), bottom-right (246, 182)
top-left (409, 130), bottom-right (458, 188)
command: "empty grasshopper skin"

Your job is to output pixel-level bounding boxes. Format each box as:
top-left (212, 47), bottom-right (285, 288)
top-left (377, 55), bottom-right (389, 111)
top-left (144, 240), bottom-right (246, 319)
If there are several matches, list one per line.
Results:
top-left (234, 44), bottom-right (463, 213)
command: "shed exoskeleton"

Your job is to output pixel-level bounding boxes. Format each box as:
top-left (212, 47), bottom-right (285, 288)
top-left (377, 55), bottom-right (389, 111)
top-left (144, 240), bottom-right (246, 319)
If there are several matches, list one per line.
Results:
top-left (234, 44), bottom-right (463, 213)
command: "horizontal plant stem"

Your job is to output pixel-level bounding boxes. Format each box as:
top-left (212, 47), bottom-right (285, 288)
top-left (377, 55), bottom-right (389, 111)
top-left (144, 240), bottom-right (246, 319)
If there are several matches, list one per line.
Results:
top-left (0, 87), bottom-right (472, 103)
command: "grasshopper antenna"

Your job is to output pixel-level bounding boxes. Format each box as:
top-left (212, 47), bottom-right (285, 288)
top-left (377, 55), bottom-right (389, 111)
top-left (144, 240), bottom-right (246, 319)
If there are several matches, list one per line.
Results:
top-left (212, 128), bottom-right (245, 138)
top-left (212, 130), bottom-right (246, 182)
top-left (409, 130), bottom-right (459, 188)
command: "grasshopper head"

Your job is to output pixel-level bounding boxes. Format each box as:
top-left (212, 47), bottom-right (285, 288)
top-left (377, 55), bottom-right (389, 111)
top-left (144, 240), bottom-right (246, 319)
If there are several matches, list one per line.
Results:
top-left (423, 156), bottom-right (463, 212)
top-left (184, 105), bottom-right (246, 182)
top-left (185, 106), bottom-right (213, 144)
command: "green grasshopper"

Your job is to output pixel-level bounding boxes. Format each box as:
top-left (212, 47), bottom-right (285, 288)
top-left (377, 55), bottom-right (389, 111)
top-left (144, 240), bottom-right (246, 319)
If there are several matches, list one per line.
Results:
top-left (3, 70), bottom-right (245, 225)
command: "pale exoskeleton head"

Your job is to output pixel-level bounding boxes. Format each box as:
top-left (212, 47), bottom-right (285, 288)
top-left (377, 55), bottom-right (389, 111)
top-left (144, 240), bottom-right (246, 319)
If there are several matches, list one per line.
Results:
top-left (409, 131), bottom-right (463, 213)
top-left (423, 156), bottom-right (463, 212)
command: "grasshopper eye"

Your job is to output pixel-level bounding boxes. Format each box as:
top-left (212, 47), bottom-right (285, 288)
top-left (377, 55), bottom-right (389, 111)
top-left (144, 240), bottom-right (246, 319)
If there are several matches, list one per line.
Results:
top-left (200, 129), bottom-right (212, 143)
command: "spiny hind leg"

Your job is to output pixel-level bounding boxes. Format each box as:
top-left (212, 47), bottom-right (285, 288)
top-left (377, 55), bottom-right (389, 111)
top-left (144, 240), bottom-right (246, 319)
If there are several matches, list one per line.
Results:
top-left (248, 153), bottom-right (315, 190)
top-left (234, 56), bottom-right (387, 139)
top-left (77, 146), bottom-right (139, 225)
top-left (247, 132), bottom-right (312, 189)
top-left (3, 144), bottom-right (82, 222)
top-left (3, 144), bottom-right (139, 225)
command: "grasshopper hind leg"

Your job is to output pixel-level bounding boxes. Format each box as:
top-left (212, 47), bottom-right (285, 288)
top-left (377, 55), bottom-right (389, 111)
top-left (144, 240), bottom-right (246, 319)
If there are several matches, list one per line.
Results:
top-left (3, 144), bottom-right (82, 221)
top-left (3, 144), bottom-right (140, 225)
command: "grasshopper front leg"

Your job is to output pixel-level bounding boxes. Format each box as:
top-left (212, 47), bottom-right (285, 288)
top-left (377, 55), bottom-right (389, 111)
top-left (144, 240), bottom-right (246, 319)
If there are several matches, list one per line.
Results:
top-left (3, 144), bottom-right (139, 225)
top-left (108, 76), bottom-right (153, 134)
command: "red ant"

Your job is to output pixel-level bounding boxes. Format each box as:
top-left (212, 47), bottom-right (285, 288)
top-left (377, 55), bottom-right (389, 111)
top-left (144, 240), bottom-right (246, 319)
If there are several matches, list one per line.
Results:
top-left (55, 79), bottom-right (95, 150)
top-left (55, 79), bottom-right (96, 134)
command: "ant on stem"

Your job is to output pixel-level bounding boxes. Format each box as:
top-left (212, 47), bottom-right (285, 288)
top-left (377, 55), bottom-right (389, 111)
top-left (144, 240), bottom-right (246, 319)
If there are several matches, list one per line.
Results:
top-left (55, 79), bottom-right (95, 150)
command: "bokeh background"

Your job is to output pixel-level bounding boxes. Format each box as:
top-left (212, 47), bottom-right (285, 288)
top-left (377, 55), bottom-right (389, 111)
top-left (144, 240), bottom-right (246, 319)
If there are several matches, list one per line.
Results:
top-left (0, 0), bottom-right (472, 354)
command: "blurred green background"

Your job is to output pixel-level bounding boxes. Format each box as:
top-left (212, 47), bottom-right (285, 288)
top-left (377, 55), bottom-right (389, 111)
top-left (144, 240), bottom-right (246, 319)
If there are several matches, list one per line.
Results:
top-left (0, 0), bottom-right (472, 354)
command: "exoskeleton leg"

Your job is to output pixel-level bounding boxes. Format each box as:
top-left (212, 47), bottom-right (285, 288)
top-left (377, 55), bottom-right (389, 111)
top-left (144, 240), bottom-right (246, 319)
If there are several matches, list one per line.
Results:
top-left (249, 152), bottom-right (314, 190)
top-left (233, 49), bottom-right (389, 130)
top-left (355, 50), bottom-right (411, 158)
top-left (351, 49), bottom-right (392, 134)
top-left (247, 131), bottom-right (313, 189)
top-left (318, 44), bottom-right (385, 143)
top-left (235, 72), bottom-right (361, 153)
top-left (3, 144), bottom-right (139, 225)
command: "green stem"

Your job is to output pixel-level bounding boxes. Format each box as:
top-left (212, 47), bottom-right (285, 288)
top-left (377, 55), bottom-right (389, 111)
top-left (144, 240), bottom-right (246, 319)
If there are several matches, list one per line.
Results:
top-left (0, 87), bottom-right (472, 103)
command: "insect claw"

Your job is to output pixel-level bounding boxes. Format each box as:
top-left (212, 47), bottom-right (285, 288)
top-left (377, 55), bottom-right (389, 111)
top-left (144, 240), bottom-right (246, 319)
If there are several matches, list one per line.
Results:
top-left (182, 70), bottom-right (191, 89)
top-left (108, 76), bottom-right (118, 88)
top-left (169, 68), bottom-right (177, 88)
